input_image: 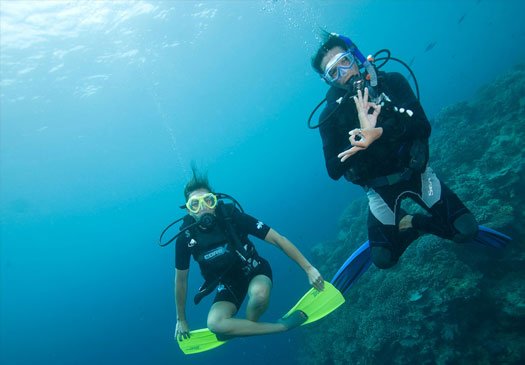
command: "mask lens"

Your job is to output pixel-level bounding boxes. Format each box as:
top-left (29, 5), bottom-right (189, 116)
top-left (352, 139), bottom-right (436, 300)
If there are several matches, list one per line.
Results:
top-left (186, 197), bottom-right (201, 213)
top-left (202, 193), bottom-right (217, 209)
top-left (323, 51), bottom-right (355, 83)
top-left (186, 193), bottom-right (217, 213)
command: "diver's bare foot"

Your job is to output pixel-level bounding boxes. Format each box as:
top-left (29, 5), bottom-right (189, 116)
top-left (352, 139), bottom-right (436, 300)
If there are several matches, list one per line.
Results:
top-left (399, 215), bottom-right (413, 231)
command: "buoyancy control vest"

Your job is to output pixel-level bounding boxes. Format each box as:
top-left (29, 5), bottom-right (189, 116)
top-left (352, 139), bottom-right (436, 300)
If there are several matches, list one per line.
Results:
top-left (326, 72), bottom-right (429, 187)
top-left (179, 202), bottom-right (262, 304)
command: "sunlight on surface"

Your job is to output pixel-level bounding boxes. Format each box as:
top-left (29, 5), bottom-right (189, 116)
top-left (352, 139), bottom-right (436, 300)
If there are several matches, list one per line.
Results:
top-left (0, 1), bottom-right (157, 49)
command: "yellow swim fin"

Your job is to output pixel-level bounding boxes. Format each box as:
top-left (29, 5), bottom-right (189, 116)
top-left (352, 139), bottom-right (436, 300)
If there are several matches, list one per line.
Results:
top-left (177, 328), bottom-right (226, 355)
top-left (178, 281), bottom-right (344, 355)
top-left (281, 281), bottom-right (345, 325)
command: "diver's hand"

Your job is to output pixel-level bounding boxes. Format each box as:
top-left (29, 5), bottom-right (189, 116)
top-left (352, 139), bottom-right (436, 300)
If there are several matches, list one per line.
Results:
top-left (306, 266), bottom-right (324, 291)
top-left (354, 88), bottom-right (381, 129)
top-left (337, 144), bottom-right (365, 162)
top-left (349, 127), bottom-right (382, 150)
top-left (175, 319), bottom-right (191, 341)
top-left (337, 127), bottom-right (383, 162)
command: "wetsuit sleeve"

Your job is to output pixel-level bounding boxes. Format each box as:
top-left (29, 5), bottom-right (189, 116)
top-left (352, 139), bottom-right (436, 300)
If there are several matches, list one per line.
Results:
top-left (317, 84), bottom-right (364, 181)
top-left (175, 234), bottom-right (191, 270)
top-left (232, 210), bottom-right (271, 240)
top-left (380, 72), bottom-right (431, 141)
top-left (319, 120), bottom-right (350, 180)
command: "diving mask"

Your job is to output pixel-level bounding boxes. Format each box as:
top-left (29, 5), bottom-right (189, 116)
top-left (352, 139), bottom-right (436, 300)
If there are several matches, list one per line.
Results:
top-left (322, 50), bottom-right (356, 84)
top-left (186, 193), bottom-right (218, 213)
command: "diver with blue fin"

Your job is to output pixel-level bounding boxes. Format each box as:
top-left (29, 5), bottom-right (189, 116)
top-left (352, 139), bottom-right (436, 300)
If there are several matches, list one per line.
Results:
top-left (308, 32), bottom-right (511, 282)
top-left (160, 166), bottom-right (345, 355)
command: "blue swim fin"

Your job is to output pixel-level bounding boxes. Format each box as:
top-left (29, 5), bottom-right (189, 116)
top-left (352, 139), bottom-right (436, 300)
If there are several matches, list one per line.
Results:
top-left (471, 225), bottom-right (511, 249)
top-left (329, 225), bottom-right (510, 296)
top-left (331, 240), bottom-right (372, 295)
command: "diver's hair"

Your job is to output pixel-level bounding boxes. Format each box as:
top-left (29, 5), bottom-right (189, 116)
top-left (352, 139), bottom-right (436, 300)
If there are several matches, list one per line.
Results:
top-left (183, 163), bottom-right (213, 201)
top-left (311, 32), bottom-right (349, 75)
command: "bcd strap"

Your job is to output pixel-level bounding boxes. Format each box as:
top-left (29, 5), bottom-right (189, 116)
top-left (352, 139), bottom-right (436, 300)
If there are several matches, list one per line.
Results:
top-left (194, 278), bottom-right (221, 305)
top-left (363, 137), bottom-right (428, 189)
top-left (217, 202), bottom-right (253, 264)
top-left (365, 168), bottom-right (413, 189)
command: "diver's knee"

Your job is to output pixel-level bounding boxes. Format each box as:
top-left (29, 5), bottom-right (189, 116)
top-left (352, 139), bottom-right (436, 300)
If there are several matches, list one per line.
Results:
top-left (371, 247), bottom-right (397, 269)
top-left (452, 213), bottom-right (478, 243)
top-left (249, 290), bottom-right (269, 309)
top-left (249, 282), bottom-right (270, 302)
top-left (247, 276), bottom-right (271, 309)
top-left (207, 316), bottom-right (225, 334)
top-left (206, 308), bottom-right (231, 334)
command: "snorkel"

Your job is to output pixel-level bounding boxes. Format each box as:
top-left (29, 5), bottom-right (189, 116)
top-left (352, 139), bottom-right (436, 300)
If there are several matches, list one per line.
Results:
top-left (334, 33), bottom-right (378, 89)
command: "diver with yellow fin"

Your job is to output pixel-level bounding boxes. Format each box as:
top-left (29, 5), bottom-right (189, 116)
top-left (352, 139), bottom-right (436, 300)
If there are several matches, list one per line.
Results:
top-left (159, 166), bottom-right (344, 355)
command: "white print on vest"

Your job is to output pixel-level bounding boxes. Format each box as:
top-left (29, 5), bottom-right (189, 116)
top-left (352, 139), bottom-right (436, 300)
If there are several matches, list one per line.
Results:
top-left (204, 245), bottom-right (227, 260)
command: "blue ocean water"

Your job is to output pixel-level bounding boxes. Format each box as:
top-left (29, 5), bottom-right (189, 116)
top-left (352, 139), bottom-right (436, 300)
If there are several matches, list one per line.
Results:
top-left (1, 1), bottom-right (524, 364)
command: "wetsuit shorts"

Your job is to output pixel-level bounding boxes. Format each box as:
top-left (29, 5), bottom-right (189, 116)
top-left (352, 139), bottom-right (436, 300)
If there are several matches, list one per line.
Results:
top-left (366, 167), bottom-right (472, 263)
top-left (212, 257), bottom-right (273, 310)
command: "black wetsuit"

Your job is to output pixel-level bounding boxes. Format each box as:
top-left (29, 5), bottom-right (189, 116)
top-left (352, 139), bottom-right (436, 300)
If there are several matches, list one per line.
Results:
top-left (176, 207), bottom-right (272, 309)
top-left (319, 72), bottom-right (478, 268)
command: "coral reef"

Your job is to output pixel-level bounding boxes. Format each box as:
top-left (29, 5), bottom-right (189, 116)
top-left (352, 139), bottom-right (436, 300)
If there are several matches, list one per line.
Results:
top-left (301, 65), bottom-right (525, 364)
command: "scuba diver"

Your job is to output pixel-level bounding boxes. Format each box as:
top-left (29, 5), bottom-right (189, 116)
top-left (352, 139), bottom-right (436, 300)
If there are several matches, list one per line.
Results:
top-left (309, 32), bottom-right (510, 270)
top-left (167, 167), bottom-right (324, 343)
